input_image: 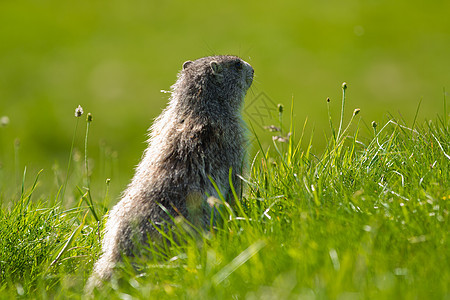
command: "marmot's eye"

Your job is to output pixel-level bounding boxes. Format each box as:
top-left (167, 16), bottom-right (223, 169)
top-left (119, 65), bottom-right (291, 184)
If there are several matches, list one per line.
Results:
top-left (235, 60), bottom-right (243, 70)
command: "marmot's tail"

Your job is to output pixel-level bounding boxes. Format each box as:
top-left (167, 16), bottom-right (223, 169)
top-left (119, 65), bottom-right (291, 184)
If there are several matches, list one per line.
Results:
top-left (84, 252), bottom-right (118, 296)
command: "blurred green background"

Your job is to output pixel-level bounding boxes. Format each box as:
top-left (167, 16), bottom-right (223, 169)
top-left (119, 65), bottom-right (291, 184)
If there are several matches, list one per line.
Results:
top-left (0, 0), bottom-right (449, 201)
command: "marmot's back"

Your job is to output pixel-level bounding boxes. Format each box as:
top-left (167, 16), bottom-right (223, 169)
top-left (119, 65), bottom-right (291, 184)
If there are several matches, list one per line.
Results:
top-left (86, 56), bottom-right (254, 294)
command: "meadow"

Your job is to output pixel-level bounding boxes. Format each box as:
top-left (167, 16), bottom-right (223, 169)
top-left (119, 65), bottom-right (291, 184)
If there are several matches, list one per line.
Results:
top-left (0, 0), bottom-right (449, 299)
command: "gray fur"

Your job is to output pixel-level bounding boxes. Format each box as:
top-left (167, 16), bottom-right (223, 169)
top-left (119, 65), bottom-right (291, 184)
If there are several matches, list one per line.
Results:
top-left (85, 55), bottom-right (254, 292)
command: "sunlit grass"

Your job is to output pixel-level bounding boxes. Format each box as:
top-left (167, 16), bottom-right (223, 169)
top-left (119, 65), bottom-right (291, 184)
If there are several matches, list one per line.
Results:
top-left (0, 85), bottom-right (448, 299)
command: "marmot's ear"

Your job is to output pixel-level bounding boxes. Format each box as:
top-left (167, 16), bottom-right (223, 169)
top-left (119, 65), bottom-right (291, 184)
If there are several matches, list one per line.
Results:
top-left (210, 61), bottom-right (222, 75)
top-left (182, 60), bottom-right (193, 70)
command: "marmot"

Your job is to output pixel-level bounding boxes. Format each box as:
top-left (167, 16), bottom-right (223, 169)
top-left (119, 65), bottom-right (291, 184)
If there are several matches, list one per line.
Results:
top-left (86, 55), bottom-right (254, 291)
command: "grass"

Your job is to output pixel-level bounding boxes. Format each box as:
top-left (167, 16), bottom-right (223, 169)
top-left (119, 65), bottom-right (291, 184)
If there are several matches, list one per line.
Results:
top-left (0, 84), bottom-right (449, 299)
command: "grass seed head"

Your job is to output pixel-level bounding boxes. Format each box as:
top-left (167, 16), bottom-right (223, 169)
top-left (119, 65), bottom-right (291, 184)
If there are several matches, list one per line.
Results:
top-left (278, 104), bottom-right (284, 114)
top-left (75, 105), bottom-right (84, 117)
top-left (0, 116), bottom-right (9, 127)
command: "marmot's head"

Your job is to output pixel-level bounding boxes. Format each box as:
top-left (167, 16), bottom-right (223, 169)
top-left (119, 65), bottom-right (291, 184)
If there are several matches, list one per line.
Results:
top-left (171, 55), bottom-right (254, 116)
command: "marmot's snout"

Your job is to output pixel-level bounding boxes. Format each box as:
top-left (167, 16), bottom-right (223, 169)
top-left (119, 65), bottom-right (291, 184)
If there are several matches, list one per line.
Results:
top-left (243, 61), bottom-right (254, 87)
